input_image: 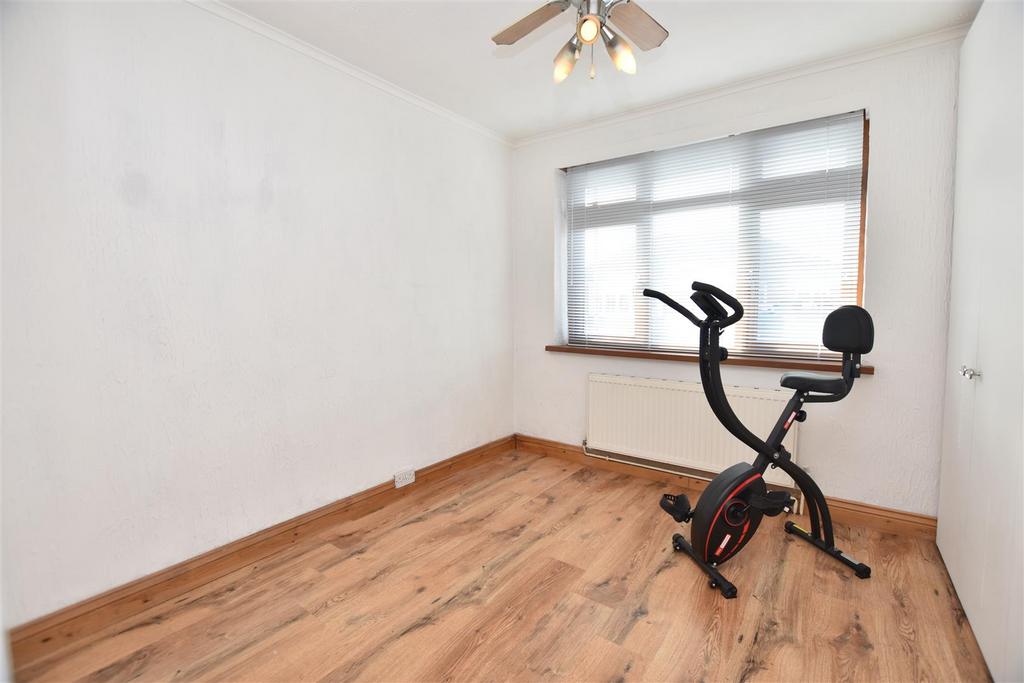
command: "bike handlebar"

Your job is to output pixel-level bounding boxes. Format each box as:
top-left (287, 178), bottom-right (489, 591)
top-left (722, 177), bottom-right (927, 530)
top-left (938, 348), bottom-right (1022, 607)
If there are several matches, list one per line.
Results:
top-left (642, 282), bottom-right (744, 328)
top-left (642, 288), bottom-right (702, 326)
top-left (691, 281), bottom-right (743, 326)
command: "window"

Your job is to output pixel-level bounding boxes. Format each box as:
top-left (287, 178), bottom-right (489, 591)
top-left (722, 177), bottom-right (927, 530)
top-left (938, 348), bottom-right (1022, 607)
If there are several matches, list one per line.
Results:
top-left (565, 111), bottom-right (866, 361)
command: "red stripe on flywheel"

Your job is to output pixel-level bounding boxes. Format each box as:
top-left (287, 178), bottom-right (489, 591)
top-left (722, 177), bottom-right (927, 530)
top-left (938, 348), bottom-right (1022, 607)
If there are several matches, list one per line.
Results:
top-left (703, 473), bottom-right (763, 561)
top-left (719, 519), bottom-right (752, 563)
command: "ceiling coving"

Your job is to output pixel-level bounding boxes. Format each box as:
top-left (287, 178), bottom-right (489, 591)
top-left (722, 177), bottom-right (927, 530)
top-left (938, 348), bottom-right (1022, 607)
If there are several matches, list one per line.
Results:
top-left (492, 0), bottom-right (669, 83)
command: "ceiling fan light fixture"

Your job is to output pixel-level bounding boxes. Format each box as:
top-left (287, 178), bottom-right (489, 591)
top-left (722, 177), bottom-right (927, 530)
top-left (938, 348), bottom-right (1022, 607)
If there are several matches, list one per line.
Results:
top-left (553, 35), bottom-right (581, 84)
top-left (490, 0), bottom-right (666, 83)
top-left (601, 25), bottom-right (637, 75)
top-left (577, 14), bottom-right (601, 44)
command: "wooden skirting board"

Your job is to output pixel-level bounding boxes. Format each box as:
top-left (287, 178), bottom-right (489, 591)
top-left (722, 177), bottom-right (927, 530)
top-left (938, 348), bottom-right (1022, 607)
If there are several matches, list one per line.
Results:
top-left (9, 431), bottom-right (936, 669)
top-left (513, 434), bottom-right (938, 541)
top-left (8, 435), bottom-right (515, 669)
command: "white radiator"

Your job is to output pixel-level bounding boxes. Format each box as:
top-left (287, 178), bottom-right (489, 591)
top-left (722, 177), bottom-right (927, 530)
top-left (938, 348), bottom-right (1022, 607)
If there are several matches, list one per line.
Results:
top-left (586, 373), bottom-right (798, 487)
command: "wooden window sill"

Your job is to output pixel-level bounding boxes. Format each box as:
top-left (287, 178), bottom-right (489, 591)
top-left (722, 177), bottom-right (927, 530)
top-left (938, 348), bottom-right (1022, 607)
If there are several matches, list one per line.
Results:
top-left (545, 344), bottom-right (875, 375)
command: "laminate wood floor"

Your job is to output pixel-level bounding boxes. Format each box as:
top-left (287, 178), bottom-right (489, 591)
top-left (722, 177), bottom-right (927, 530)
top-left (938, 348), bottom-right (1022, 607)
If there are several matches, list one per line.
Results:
top-left (17, 450), bottom-right (990, 682)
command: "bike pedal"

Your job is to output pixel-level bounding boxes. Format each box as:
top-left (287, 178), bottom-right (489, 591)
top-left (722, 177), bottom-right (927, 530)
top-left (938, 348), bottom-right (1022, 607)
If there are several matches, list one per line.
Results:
top-left (660, 493), bottom-right (692, 523)
top-left (750, 490), bottom-right (793, 517)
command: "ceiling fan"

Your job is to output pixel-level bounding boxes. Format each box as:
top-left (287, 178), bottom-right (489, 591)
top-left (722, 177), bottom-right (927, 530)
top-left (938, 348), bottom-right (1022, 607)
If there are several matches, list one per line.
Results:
top-left (492, 0), bottom-right (669, 83)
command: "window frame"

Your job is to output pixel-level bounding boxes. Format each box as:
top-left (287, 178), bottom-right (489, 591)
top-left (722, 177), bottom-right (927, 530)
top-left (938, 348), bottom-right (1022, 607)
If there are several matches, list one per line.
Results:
top-left (560, 114), bottom-right (870, 366)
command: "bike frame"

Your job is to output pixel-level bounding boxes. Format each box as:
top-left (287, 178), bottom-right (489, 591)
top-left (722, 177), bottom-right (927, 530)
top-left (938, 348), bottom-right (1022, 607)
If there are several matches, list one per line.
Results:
top-left (656, 283), bottom-right (870, 583)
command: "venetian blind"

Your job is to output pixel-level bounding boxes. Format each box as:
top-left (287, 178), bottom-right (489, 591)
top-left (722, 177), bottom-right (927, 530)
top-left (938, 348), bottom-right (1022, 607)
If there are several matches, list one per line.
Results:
top-left (565, 111), bottom-right (866, 360)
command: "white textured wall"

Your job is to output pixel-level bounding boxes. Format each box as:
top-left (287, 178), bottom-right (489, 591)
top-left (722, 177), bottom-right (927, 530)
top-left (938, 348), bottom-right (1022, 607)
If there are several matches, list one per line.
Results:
top-left (511, 41), bottom-right (960, 516)
top-left (2, 2), bottom-right (512, 625)
top-left (0, 2), bottom-right (11, 677)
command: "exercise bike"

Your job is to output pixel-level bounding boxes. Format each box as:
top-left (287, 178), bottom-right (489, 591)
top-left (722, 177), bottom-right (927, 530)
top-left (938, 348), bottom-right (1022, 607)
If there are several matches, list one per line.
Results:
top-left (644, 282), bottom-right (874, 599)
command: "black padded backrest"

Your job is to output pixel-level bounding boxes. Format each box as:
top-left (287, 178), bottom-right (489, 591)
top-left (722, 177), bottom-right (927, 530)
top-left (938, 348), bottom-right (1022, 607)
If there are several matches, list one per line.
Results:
top-left (823, 305), bottom-right (874, 354)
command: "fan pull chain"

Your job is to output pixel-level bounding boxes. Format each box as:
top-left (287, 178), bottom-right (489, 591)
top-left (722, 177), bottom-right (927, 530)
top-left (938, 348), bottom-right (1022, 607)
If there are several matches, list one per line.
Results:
top-left (589, 43), bottom-right (596, 79)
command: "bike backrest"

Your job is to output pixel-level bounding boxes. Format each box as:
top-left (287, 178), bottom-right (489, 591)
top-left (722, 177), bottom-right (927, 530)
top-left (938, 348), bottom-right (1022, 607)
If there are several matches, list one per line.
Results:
top-left (823, 305), bottom-right (874, 354)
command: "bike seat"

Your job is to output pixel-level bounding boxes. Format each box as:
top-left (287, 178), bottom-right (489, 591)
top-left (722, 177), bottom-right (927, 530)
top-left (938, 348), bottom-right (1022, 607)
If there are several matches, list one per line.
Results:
top-left (780, 371), bottom-right (847, 395)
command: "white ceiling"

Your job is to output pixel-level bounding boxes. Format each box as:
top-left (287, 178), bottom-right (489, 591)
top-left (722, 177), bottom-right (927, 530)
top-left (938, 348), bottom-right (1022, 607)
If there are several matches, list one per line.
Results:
top-left (228, 0), bottom-right (980, 141)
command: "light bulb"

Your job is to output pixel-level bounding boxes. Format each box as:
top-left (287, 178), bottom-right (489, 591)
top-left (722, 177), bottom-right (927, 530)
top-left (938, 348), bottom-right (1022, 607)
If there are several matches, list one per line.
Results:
top-left (553, 36), bottom-right (580, 84)
top-left (577, 15), bottom-right (600, 44)
top-left (601, 25), bottom-right (636, 75)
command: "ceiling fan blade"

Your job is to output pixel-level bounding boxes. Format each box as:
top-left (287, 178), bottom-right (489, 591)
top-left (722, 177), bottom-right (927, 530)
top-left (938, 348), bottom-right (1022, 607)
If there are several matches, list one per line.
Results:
top-left (492, 1), bottom-right (571, 45)
top-left (608, 0), bottom-right (668, 51)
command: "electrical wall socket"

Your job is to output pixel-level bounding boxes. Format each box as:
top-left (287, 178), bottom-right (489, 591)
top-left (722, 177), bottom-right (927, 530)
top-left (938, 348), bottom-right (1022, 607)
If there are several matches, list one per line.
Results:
top-left (394, 469), bottom-right (416, 488)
